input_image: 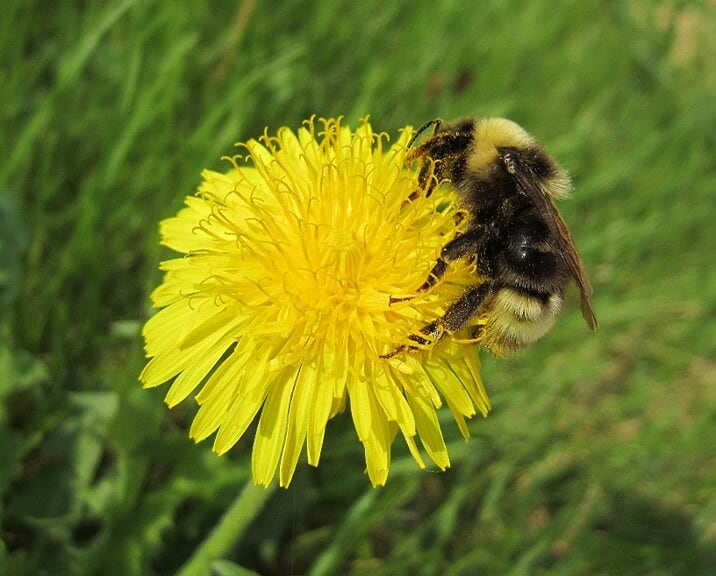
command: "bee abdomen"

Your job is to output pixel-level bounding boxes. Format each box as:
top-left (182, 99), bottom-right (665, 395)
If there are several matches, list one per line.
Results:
top-left (482, 288), bottom-right (562, 356)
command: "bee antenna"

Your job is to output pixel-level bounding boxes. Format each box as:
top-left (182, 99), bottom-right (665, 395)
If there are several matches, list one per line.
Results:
top-left (408, 119), bottom-right (442, 149)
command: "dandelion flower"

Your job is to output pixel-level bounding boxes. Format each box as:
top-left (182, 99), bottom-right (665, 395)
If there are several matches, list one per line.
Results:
top-left (140, 117), bottom-right (490, 487)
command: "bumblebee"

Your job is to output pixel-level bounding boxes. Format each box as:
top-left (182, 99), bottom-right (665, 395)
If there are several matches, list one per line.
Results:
top-left (385, 117), bottom-right (597, 358)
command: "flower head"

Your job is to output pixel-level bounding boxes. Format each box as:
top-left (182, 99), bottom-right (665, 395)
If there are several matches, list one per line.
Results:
top-left (140, 117), bottom-right (490, 487)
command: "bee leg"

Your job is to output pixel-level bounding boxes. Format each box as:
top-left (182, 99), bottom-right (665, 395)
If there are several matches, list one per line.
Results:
top-left (388, 228), bottom-right (482, 305)
top-left (379, 321), bottom-right (440, 359)
top-left (379, 346), bottom-right (405, 360)
top-left (402, 189), bottom-right (422, 206)
top-left (381, 283), bottom-right (491, 359)
top-left (417, 229), bottom-right (482, 292)
top-left (437, 282), bottom-right (492, 335)
top-left (401, 159), bottom-right (440, 205)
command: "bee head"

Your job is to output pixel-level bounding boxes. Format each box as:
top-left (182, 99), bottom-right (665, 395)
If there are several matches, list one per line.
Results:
top-left (469, 118), bottom-right (572, 199)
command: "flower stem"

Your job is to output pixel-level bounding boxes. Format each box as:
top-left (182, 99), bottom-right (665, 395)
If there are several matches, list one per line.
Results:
top-left (177, 479), bottom-right (276, 576)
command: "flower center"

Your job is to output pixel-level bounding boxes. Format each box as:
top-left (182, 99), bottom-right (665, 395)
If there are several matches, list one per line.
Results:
top-left (325, 227), bottom-right (358, 254)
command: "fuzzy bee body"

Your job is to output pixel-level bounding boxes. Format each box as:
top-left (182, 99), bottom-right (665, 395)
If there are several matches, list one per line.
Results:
top-left (387, 117), bottom-right (596, 358)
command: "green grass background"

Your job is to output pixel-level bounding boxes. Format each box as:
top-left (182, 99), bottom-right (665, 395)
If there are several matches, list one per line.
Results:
top-left (2, 1), bottom-right (715, 574)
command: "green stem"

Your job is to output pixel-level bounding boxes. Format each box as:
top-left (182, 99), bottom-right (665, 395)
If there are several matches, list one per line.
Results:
top-left (177, 479), bottom-right (276, 576)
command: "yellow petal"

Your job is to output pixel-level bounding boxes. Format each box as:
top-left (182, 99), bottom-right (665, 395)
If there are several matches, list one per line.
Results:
top-left (406, 394), bottom-right (450, 470)
top-left (252, 367), bottom-right (298, 487)
top-left (279, 363), bottom-right (319, 486)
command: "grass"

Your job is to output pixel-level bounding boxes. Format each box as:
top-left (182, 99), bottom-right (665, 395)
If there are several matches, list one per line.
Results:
top-left (1, 0), bottom-right (715, 574)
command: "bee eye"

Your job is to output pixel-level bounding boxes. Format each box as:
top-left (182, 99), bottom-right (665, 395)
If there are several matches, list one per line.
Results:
top-left (499, 148), bottom-right (519, 174)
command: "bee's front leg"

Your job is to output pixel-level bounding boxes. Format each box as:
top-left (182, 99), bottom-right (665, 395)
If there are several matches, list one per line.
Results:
top-left (421, 229), bottom-right (482, 290)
